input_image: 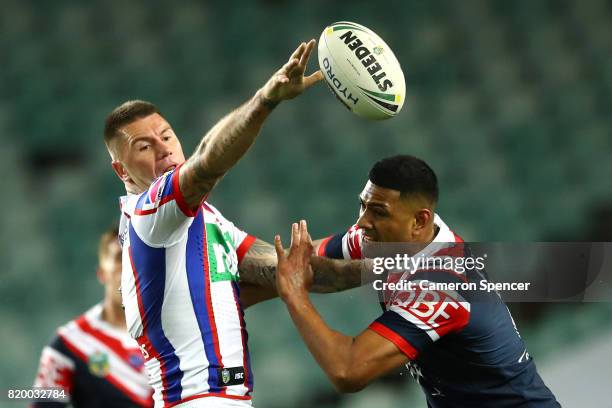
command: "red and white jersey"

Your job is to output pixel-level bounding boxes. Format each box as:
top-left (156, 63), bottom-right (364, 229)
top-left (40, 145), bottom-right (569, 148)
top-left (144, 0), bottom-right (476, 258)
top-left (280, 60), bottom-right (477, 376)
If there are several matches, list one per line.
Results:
top-left (119, 165), bottom-right (255, 408)
top-left (32, 303), bottom-right (153, 407)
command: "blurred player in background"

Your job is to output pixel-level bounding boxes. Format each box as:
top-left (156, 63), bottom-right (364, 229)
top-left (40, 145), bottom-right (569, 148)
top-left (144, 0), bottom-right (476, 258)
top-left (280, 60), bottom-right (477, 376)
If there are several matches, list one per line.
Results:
top-left (275, 155), bottom-right (560, 407)
top-left (32, 226), bottom-right (153, 407)
top-left (104, 39), bottom-right (363, 408)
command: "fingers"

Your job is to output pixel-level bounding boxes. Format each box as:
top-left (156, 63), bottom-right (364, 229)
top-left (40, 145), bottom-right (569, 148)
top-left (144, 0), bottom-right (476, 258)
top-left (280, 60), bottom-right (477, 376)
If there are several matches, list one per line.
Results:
top-left (299, 220), bottom-right (308, 243)
top-left (290, 222), bottom-right (300, 251)
top-left (284, 39), bottom-right (316, 78)
top-left (274, 234), bottom-right (285, 260)
top-left (298, 39), bottom-right (316, 71)
top-left (279, 58), bottom-right (300, 77)
top-left (289, 42), bottom-right (306, 62)
top-left (299, 220), bottom-right (313, 252)
top-left (303, 70), bottom-right (324, 88)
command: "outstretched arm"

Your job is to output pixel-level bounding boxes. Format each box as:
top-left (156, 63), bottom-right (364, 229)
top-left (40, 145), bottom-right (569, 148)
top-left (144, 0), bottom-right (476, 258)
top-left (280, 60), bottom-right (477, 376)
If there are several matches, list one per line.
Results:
top-left (275, 221), bottom-right (409, 392)
top-left (179, 40), bottom-right (323, 209)
top-left (238, 238), bottom-right (367, 307)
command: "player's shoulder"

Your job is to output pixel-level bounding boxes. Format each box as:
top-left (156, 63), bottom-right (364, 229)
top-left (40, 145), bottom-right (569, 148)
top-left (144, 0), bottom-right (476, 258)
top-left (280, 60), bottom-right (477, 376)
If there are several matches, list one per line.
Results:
top-left (56, 303), bottom-right (142, 359)
top-left (347, 223), bottom-right (361, 234)
top-left (45, 305), bottom-right (100, 362)
top-left (201, 201), bottom-right (237, 228)
top-left (56, 303), bottom-right (100, 338)
top-left (56, 304), bottom-right (104, 349)
top-left (121, 169), bottom-right (179, 216)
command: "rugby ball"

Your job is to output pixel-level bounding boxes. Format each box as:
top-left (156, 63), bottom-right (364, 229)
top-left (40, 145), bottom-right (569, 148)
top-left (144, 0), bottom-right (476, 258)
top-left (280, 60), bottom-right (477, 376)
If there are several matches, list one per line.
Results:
top-left (318, 21), bottom-right (405, 120)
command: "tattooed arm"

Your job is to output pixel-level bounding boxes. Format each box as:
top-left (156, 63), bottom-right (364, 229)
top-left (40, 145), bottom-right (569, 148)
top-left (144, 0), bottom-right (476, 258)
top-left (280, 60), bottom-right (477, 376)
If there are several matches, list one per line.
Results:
top-left (179, 40), bottom-right (322, 209)
top-left (239, 238), bottom-right (369, 308)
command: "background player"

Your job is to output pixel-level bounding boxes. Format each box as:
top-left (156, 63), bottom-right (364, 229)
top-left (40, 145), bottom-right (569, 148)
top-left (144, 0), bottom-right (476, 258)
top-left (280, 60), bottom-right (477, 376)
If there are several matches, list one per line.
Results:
top-left (275, 155), bottom-right (560, 407)
top-left (32, 227), bottom-right (153, 407)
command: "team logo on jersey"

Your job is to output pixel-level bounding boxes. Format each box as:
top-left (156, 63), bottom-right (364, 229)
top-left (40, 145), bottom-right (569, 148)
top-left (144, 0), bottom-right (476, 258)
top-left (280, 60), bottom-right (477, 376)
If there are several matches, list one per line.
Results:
top-left (88, 351), bottom-right (110, 377)
top-left (128, 350), bottom-right (145, 370)
top-left (217, 366), bottom-right (246, 386)
top-left (221, 369), bottom-right (231, 384)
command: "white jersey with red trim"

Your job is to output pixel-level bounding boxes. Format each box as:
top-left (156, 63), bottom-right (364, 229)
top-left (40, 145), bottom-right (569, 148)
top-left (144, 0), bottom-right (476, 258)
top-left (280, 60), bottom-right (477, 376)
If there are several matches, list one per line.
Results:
top-left (32, 303), bottom-right (153, 407)
top-left (118, 165), bottom-right (255, 408)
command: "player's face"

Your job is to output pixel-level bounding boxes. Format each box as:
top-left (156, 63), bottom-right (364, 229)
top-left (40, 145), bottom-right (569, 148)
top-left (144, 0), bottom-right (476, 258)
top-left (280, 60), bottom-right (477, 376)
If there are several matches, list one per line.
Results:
top-left (111, 113), bottom-right (186, 193)
top-left (356, 181), bottom-right (430, 243)
top-left (98, 240), bottom-right (122, 305)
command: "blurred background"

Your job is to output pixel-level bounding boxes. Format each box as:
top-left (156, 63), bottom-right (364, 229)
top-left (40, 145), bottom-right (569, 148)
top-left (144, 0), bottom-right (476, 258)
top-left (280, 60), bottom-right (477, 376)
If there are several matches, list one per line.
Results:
top-left (1, 0), bottom-right (611, 406)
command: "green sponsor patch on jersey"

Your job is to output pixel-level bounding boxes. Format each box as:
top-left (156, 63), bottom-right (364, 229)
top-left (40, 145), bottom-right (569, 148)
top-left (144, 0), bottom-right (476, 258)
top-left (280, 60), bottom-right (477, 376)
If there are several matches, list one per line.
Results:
top-left (206, 223), bottom-right (239, 282)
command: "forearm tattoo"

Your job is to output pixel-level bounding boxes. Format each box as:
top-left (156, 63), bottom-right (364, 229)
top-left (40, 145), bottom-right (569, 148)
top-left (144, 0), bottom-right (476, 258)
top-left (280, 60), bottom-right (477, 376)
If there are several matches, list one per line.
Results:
top-left (239, 239), bottom-right (367, 293)
top-left (310, 257), bottom-right (365, 293)
top-left (180, 95), bottom-right (271, 208)
top-left (238, 239), bottom-right (278, 289)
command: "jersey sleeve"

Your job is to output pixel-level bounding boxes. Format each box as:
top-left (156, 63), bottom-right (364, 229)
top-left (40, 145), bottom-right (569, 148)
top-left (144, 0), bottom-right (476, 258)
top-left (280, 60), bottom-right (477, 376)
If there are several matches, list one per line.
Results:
top-left (31, 336), bottom-right (74, 407)
top-left (317, 224), bottom-right (363, 260)
top-left (129, 164), bottom-right (198, 247)
top-left (368, 281), bottom-right (471, 360)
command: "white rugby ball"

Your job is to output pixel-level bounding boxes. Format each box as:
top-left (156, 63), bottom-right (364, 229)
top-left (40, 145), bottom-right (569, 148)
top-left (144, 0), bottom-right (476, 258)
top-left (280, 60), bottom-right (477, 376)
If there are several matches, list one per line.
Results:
top-left (318, 21), bottom-right (406, 120)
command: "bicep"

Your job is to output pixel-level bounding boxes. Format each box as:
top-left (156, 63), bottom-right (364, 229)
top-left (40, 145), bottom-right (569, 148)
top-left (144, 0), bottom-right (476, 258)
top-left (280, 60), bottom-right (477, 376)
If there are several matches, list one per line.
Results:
top-left (239, 282), bottom-right (278, 308)
top-left (238, 238), bottom-right (278, 289)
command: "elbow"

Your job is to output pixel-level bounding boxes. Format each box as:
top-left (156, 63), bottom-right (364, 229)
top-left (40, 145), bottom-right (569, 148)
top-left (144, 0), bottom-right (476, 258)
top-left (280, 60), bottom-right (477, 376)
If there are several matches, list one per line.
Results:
top-left (330, 370), bottom-right (367, 394)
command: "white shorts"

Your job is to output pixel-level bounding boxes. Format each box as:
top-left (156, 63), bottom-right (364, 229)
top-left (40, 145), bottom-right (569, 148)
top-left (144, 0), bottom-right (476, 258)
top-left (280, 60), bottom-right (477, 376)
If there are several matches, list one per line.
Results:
top-left (171, 396), bottom-right (253, 408)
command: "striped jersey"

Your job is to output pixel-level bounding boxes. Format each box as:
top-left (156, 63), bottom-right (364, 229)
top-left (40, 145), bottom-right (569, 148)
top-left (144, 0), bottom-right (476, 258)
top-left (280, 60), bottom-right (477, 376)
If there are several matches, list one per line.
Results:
top-left (32, 303), bottom-right (153, 407)
top-left (319, 215), bottom-right (560, 407)
top-left (118, 165), bottom-right (256, 408)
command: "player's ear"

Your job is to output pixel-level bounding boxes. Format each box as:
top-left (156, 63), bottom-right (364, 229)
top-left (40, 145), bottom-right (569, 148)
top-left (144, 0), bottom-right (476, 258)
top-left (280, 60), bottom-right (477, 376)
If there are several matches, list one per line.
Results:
top-left (111, 160), bottom-right (131, 183)
top-left (414, 208), bottom-right (433, 231)
top-left (96, 267), bottom-right (105, 285)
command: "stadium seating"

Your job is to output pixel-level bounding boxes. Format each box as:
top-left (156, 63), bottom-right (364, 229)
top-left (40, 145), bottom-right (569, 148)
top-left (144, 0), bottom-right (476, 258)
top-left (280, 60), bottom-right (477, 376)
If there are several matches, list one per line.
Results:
top-left (2, 1), bottom-right (611, 406)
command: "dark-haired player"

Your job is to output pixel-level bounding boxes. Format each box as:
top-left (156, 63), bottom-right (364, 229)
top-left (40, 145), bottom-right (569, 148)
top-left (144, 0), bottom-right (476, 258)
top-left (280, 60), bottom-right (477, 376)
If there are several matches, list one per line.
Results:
top-left (32, 227), bottom-right (153, 407)
top-left (275, 155), bottom-right (560, 407)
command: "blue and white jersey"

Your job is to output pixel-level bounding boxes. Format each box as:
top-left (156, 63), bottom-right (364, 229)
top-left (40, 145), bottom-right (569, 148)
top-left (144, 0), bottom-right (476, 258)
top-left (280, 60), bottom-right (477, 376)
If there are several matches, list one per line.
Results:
top-left (118, 165), bottom-right (256, 408)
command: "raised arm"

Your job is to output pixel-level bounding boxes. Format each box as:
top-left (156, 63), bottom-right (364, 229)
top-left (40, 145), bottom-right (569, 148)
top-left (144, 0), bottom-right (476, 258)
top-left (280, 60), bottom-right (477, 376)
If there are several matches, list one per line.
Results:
top-left (180, 40), bottom-right (323, 209)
